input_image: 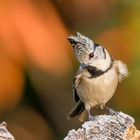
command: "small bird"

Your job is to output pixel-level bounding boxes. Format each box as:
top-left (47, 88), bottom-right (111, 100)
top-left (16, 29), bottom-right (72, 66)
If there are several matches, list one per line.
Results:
top-left (67, 32), bottom-right (128, 121)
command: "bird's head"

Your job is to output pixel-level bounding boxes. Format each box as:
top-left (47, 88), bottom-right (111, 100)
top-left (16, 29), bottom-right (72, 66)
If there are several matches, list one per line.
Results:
top-left (68, 32), bottom-right (111, 70)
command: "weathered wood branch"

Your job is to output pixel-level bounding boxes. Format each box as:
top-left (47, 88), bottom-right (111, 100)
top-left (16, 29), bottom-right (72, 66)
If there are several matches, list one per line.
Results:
top-left (64, 112), bottom-right (140, 140)
top-left (0, 122), bottom-right (15, 140)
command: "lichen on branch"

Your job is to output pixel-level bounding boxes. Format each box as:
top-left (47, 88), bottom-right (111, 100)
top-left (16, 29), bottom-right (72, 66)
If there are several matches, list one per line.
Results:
top-left (64, 111), bottom-right (140, 140)
top-left (0, 122), bottom-right (15, 140)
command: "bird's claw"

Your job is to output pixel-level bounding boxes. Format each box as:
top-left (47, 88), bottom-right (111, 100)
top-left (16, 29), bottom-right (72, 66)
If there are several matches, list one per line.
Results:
top-left (105, 106), bottom-right (117, 116)
top-left (88, 114), bottom-right (95, 121)
top-left (109, 108), bottom-right (116, 115)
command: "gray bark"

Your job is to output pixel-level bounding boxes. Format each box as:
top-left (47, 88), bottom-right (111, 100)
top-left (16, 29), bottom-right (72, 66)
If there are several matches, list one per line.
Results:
top-left (64, 111), bottom-right (140, 140)
top-left (0, 122), bottom-right (15, 140)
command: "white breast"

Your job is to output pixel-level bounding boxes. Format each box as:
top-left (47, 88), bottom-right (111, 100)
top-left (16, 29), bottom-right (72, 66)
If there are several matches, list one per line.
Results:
top-left (76, 66), bottom-right (119, 107)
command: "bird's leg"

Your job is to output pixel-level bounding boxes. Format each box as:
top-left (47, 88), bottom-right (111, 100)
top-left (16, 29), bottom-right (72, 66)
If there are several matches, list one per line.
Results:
top-left (86, 104), bottom-right (94, 120)
top-left (100, 105), bottom-right (105, 110)
top-left (105, 106), bottom-right (117, 115)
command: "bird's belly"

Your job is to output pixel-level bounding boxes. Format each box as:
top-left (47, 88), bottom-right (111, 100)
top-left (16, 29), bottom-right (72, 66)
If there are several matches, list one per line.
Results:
top-left (77, 70), bottom-right (118, 107)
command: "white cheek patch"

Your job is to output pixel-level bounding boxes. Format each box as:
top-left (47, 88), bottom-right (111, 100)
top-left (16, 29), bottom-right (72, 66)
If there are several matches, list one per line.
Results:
top-left (94, 56), bottom-right (98, 59)
top-left (94, 46), bottom-right (104, 59)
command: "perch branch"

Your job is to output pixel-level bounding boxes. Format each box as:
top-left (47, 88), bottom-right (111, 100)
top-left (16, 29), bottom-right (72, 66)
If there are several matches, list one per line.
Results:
top-left (64, 111), bottom-right (140, 140)
top-left (0, 122), bottom-right (15, 140)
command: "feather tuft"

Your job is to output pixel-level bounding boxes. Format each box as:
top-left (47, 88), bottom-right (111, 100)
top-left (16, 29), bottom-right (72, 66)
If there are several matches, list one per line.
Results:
top-left (115, 60), bottom-right (128, 82)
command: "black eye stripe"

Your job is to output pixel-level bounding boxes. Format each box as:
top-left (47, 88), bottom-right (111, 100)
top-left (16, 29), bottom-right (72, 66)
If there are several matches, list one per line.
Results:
top-left (94, 43), bottom-right (99, 47)
top-left (102, 47), bottom-right (106, 59)
top-left (94, 43), bottom-right (100, 51)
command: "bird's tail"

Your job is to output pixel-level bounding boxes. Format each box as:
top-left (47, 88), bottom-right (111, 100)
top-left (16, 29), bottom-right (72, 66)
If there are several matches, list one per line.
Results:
top-left (67, 100), bottom-right (87, 121)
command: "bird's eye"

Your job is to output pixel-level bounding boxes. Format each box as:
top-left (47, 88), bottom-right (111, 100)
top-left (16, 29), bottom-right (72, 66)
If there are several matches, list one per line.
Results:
top-left (89, 52), bottom-right (94, 59)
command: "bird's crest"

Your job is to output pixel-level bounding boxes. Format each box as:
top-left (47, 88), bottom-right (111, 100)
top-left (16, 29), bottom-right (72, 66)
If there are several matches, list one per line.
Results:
top-left (68, 32), bottom-right (93, 49)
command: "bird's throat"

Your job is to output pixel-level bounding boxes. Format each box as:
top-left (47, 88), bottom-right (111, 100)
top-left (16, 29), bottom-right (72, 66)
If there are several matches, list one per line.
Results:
top-left (82, 59), bottom-right (114, 78)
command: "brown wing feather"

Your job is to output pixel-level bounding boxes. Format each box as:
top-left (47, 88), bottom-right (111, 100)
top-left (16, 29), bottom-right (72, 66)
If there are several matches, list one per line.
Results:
top-left (67, 68), bottom-right (86, 119)
top-left (67, 100), bottom-right (85, 119)
top-left (72, 77), bottom-right (80, 102)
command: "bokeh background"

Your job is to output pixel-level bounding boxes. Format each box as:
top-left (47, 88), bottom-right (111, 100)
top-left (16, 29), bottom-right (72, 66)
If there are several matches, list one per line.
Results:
top-left (0, 0), bottom-right (140, 139)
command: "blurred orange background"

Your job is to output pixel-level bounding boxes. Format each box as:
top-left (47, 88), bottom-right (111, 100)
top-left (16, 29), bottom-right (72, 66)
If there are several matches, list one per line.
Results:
top-left (0, 0), bottom-right (140, 139)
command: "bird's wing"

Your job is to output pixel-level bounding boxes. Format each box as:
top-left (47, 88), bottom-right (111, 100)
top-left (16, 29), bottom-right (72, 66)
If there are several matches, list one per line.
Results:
top-left (72, 69), bottom-right (82, 102)
top-left (115, 60), bottom-right (128, 82)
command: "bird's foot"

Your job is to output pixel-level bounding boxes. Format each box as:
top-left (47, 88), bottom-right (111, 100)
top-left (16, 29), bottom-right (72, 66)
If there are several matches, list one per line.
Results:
top-left (88, 114), bottom-right (95, 121)
top-left (105, 106), bottom-right (117, 116)
top-left (100, 105), bottom-right (105, 110)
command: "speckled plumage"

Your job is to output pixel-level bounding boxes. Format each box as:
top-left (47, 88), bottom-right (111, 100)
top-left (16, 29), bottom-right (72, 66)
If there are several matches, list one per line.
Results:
top-left (67, 33), bottom-right (128, 121)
